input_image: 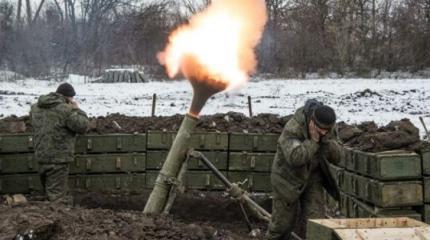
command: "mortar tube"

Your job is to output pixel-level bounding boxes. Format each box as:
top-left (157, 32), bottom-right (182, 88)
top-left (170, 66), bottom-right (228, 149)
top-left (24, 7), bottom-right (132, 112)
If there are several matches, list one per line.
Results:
top-left (144, 114), bottom-right (198, 214)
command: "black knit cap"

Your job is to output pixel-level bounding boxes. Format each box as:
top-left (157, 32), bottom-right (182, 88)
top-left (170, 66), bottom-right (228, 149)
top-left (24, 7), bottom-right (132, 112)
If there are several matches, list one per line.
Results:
top-left (56, 83), bottom-right (76, 97)
top-left (312, 105), bottom-right (336, 129)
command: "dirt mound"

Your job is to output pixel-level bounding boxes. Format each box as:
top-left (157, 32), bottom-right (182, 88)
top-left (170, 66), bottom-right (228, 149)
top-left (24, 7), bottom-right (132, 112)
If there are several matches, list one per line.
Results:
top-left (338, 119), bottom-right (425, 152)
top-left (0, 112), bottom-right (292, 134)
top-left (0, 199), bottom-right (257, 240)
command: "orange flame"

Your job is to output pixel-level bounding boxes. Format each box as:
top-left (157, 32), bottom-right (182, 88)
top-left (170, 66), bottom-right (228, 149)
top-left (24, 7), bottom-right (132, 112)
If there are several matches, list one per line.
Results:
top-left (158, 0), bottom-right (267, 90)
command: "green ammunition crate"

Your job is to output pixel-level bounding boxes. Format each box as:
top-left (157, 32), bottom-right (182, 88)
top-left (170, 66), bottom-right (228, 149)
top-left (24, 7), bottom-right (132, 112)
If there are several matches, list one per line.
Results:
top-left (71, 153), bottom-right (146, 174)
top-left (146, 151), bottom-right (228, 170)
top-left (0, 134), bottom-right (34, 153)
top-left (353, 198), bottom-right (422, 221)
top-left (421, 149), bottom-right (430, 175)
top-left (145, 170), bottom-right (226, 190)
top-left (229, 133), bottom-right (279, 152)
top-left (0, 153), bottom-right (38, 173)
top-left (353, 149), bottom-right (421, 180)
top-left (327, 163), bottom-right (344, 188)
top-left (344, 147), bottom-right (354, 171)
top-left (71, 174), bottom-right (146, 192)
top-left (342, 171), bottom-right (356, 196)
top-left (339, 192), bottom-right (349, 217)
top-left (0, 174), bottom-right (42, 194)
top-left (185, 171), bottom-right (226, 190)
top-left (146, 131), bottom-right (228, 150)
top-left (423, 205), bottom-right (430, 223)
top-left (422, 177), bottom-right (430, 203)
top-left (355, 174), bottom-right (422, 207)
top-left (75, 134), bottom-right (146, 154)
top-left (228, 152), bottom-right (274, 172)
top-left (227, 172), bottom-right (271, 192)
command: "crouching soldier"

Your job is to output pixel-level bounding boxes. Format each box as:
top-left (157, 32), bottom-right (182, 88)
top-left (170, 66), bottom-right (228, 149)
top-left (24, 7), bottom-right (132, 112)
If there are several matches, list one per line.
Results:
top-left (30, 83), bottom-right (89, 204)
top-left (266, 99), bottom-right (343, 240)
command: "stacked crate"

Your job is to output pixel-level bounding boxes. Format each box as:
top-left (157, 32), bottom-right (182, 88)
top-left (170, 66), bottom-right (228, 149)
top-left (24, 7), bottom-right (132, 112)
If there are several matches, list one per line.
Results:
top-left (145, 131), bottom-right (229, 190)
top-left (420, 149), bottom-right (430, 222)
top-left (72, 134), bottom-right (147, 192)
top-left (334, 147), bottom-right (423, 220)
top-left (0, 134), bottom-right (41, 193)
top-left (227, 133), bottom-right (278, 192)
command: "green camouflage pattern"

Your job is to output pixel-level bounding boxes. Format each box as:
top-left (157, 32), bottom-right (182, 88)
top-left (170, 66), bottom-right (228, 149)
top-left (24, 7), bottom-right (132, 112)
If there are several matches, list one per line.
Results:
top-left (266, 180), bottom-right (325, 240)
top-left (30, 92), bottom-right (89, 163)
top-left (267, 106), bottom-right (343, 240)
top-left (39, 163), bottom-right (70, 201)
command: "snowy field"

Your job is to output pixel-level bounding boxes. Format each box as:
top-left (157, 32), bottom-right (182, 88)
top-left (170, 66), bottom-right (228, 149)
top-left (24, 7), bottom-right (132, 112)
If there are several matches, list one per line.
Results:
top-left (1, 76), bottom-right (430, 137)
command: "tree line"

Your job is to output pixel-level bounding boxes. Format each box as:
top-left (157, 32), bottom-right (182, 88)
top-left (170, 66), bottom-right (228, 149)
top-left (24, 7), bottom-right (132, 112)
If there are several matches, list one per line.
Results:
top-left (0, 0), bottom-right (429, 78)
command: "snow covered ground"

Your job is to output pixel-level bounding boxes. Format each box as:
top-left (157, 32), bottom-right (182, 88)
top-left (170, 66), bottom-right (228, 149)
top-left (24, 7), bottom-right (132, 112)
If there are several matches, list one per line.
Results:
top-left (1, 76), bottom-right (430, 137)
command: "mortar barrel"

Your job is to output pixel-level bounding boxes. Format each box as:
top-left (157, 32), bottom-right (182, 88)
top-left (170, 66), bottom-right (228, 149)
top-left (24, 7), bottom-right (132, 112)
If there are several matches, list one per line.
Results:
top-left (144, 114), bottom-right (198, 214)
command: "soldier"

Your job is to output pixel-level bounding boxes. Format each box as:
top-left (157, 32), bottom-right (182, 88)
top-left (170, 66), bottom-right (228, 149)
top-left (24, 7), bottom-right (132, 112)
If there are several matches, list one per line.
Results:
top-left (266, 99), bottom-right (343, 240)
top-left (30, 83), bottom-right (89, 204)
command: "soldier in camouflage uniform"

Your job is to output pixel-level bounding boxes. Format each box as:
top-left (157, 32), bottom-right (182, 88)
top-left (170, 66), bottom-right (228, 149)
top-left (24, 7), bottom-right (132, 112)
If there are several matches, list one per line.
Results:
top-left (30, 83), bottom-right (89, 203)
top-left (266, 99), bottom-right (343, 240)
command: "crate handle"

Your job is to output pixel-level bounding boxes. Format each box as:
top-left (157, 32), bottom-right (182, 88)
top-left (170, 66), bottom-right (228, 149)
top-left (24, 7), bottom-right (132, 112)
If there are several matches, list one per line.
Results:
top-left (115, 177), bottom-right (121, 189)
top-left (242, 151), bottom-right (248, 165)
top-left (250, 156), bottom-right (256, 169)
top-left (85, 178), bottom-right (90, 189)
top-left (366, 156), bottom-right (372, 175)
top-left (86, 158), bottom-right (92, 170)
top-left (215, 133), bottom-right (221, 145)
top-left (199, 135), bottom-right (205, 148)
top-left (28, 136), bottom-right (34, 149)
top-left (365, 182), bottom-right (370, 199)
top-left (27, 155), bottom-right (33, 170)
top-left (133, 156), bottom-right (138, 166)
top-left (215, 151), bottom-right (219, 163)
top-left (336, 172), bottom-right (342, 186)
top-left (117, 137), bottom-right (122, 150)
top-left (87, 139), bottom-right (92, 151)
top-left (252, 136), bottom-right (258, 151)
top-left (249, 175), bottom-right (254, 189)
top-left (205, 174), bottom-right (211, 187)
top-left (28, 176), bottom-right (34, 190)
top-left (116, 157), bottom-right (122, 170)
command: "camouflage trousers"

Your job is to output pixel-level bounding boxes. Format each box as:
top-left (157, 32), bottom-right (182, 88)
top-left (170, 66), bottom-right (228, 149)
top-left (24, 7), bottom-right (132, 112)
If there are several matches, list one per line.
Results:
top-left (39, 163), bottom-right (71, 203)
top-left (266, 180), bottom-right (325, 240)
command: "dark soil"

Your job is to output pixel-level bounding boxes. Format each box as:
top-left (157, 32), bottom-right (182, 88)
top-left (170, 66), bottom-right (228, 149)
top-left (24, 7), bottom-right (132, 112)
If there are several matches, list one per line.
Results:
top-left (337, 119), bottom-right (430, 152)
top-left (1, 191), bottom-right (269, 240)
top-left (0, 112), bottom-right (292, 134)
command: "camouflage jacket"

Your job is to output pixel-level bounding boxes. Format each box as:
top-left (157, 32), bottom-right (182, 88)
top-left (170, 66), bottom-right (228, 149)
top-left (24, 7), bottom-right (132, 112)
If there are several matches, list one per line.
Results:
top-left (271, 105), bottom-right (343, 203)
top-left (30, 92), bottom-right (89, 163)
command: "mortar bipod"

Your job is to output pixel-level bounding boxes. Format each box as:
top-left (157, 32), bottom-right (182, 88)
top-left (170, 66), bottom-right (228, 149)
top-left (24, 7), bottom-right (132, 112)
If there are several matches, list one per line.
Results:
top-left (188, 150), bottom-right (271, 220)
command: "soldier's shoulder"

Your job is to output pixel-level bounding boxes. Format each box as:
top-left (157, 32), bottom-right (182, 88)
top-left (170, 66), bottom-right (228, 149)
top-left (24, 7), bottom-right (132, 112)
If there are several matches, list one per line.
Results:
top-left (53, 102), bottom-right (73, 115)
